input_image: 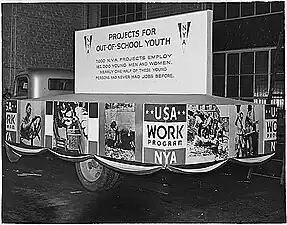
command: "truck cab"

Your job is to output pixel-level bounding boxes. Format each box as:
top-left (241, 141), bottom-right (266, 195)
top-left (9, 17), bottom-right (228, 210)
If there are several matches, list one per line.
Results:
top-left (13, 68), bottom-right (74, 99)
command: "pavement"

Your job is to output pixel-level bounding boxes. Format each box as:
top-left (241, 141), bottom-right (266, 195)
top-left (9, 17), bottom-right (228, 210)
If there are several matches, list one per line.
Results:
top-left (2, 150), bottom-right (286, 223)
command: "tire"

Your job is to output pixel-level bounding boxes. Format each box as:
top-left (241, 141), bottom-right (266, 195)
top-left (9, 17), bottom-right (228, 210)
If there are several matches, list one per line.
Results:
top-left (75, 159), bottom-right (115, 192)
top-left (104, 171), bottom-right (125, 190)
top-left (75, 127), bottom-right (122, 192)
top-left (75, 159), bottom-right (125, 192)
top-left (5, 144), bottom-right (21, 163)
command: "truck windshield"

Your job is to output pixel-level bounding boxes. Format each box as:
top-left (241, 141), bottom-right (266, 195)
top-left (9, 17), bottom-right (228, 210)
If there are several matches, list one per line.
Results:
top-left (48, 78), bottom-right (74, 91)
top-left (15, 76), bottom-right (28, 97)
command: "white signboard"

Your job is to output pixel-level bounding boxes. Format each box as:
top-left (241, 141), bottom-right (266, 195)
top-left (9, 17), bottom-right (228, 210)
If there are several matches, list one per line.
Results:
top-left (75, 10), bottom-right (212, 94)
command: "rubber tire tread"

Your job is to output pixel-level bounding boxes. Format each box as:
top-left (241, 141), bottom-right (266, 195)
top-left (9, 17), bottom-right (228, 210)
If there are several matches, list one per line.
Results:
top-left (75, 161), bottom-right (114, 192)
top-left (106, 172), bottom-right (125, 190)
top-left (5, 144), bottom-right (21, 163)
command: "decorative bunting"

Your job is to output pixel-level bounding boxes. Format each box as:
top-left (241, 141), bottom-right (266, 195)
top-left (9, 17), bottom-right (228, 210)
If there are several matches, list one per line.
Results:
top-left (5, 141), bottom-right (276, 175)
top-left (168, 160), bottom-right (227, 173)
top-left (93, 155), bottom-right (163, 175)
top-left (5, 142), bottom-right (48, 155)
top-left (230, 153), bottom-right (275, 165)
top-left (49, 148), bottom-right (94, 163)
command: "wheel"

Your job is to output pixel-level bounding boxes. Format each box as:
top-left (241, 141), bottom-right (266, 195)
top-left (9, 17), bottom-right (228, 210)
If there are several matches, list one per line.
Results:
top-left (5, 143), bottom-right (21, 163)
top-left (104, 171), bottom-right (125, 190)
top-left (75, 131), bottom-right (121, 191)
top-left (75, 159), bottom-right (124, 192)
top-left (75, 159), bottom-right (121, 192)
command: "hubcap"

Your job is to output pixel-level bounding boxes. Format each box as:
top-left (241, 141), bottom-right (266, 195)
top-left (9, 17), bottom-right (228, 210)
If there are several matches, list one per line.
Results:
top-left (79, 159), bottom-right (103, 182)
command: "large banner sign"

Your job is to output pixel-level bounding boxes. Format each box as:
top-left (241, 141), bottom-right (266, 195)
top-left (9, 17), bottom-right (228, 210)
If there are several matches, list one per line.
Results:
top-left (75, 10), bottom-right (212, 94)
top-left (143, 104), bottom-right (187, 165)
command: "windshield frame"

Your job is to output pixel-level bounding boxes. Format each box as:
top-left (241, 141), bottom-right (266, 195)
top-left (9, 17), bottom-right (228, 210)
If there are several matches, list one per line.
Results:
top-left (14, 74), bottom-right (29, 98)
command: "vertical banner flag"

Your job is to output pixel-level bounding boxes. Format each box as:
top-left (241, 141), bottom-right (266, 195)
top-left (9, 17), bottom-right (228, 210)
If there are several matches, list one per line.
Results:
top-left (6, 100), bottom-right (18, 143)
top-left (45, 101), bottom-right (53, 148)
top-left (263, 105), bottom-right (277, 154)
top-left (143, 104), bottom-right (187, 165)
top-left (88, 102), bottom-right (99, 154)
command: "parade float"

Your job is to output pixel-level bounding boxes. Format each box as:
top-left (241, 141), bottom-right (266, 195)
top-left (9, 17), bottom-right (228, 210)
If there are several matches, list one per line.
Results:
top-left (5, 10), bottom-right (277, 191)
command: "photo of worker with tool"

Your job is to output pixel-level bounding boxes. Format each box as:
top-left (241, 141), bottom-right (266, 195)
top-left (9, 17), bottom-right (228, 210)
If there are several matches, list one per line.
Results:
top-left (104, 103), bottom-right (136, 161)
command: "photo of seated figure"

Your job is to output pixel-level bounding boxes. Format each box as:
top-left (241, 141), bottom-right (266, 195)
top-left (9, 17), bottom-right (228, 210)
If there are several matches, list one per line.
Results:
top-left (20, 102), bottom-right (41, 146)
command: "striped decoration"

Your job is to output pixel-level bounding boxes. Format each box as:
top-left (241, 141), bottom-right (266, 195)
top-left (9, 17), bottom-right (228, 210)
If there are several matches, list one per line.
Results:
top-left (49, 148), bottom-right (94, 163)
top-left (168, 160), bottom-right (228, 174)
top-left (230, 153), bottom-right (275, 165)
top-left (45, 101), bottom-right (53, 148)
top-left (5, 141), bottom-right (275, 175)
top-left (5, 141), bottom-right (48, 155)
top-left (88, 102), bottom-right (99, 154)
top-left (93, 155), bottom-right (163, 175)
